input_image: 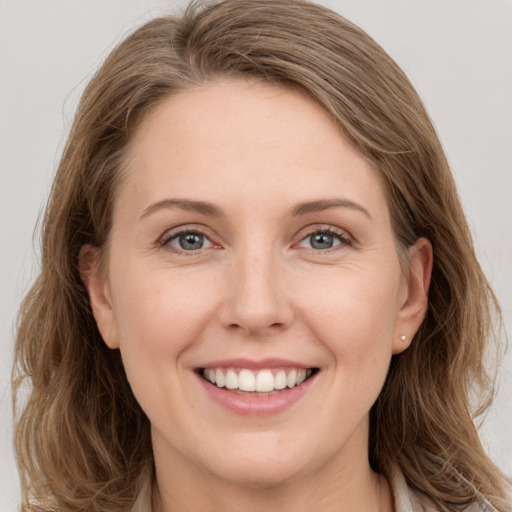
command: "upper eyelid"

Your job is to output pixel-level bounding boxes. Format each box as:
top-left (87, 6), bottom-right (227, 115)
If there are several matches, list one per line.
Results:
top-left (296, 225), bottom-right (352, 241)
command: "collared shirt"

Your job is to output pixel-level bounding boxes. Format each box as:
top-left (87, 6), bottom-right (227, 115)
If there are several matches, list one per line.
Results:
top-left (391, 467), bottom-right (495, 512)
top-left (133, 468), bottom-right (496, 512)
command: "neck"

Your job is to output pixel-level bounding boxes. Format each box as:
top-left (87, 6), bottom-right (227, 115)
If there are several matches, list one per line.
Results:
top-left (151, 449), bottom-right (393, 512)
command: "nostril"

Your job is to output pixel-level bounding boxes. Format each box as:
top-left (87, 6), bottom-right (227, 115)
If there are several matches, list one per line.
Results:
top-left (225, 322), bottom-right (285, 336)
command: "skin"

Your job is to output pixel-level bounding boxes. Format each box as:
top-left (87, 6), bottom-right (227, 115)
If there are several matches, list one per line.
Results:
top-left (82, 78), bottom-right (432, 512)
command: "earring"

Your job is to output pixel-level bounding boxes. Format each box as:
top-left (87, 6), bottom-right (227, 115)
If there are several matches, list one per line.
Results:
top-left (400, 335), bottom-right (407, 341)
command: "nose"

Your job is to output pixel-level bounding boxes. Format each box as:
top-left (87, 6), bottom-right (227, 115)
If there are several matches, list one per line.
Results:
top-left (218, 250), bottom-right (294, 337)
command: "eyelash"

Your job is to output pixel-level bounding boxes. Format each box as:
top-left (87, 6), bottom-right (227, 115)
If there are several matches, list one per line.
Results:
top-left (298, 227), bottom-right (352, 251)
top-left (158, 226), bottom-right (352, 254)
top-left (159, 227), bottom-right (215, 255)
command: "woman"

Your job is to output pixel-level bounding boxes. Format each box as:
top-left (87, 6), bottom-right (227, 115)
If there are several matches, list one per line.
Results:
top-left (12, 1), bottom-right (511, 511)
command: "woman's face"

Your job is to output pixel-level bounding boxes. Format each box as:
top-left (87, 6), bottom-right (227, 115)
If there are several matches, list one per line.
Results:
top-left (85, 78), bottom-right (430, 488)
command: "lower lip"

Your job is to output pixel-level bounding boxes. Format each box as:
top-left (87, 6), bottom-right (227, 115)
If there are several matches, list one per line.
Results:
top-left (196, 372), bottom-right (317, 416)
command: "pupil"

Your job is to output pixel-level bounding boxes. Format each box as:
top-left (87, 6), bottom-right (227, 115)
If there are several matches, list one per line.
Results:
top-left (311, 233), bottom-right (333, 249)
top-left (179, 233), bottom-right (203, 250)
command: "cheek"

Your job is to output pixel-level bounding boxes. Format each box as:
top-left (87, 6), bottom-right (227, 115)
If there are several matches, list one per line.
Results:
top-left (304, 265), bottom-right (399, 332)
top-left (297, 264), bottom-right (401, 375)
top-left (112, 262), bottom-right (214, 336)
top-left (107, 266), bottom-right (222, 430)
top-left (108, 264), bottom-right (220, 386)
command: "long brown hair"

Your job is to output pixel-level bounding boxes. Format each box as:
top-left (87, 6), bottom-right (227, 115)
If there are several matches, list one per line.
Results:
top-left (13, 1), bottom-right (510, 510)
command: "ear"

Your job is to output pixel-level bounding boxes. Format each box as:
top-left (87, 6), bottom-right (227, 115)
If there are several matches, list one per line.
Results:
top-left (79, 244), bottom-right (120, 349)
top-left (393, 237), bottom-right (433, 355)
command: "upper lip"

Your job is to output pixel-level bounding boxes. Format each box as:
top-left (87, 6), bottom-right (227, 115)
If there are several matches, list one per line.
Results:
top-left (198, 358), bottom-right (314, 370)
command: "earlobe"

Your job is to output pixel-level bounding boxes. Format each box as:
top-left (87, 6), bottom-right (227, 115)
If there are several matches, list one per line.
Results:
top-left (393, 237), bottom-right (433, 354)
top-left (79, 245), bottom-right (120, 349)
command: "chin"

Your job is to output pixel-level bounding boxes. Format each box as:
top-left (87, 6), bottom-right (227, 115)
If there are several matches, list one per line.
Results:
top-left (212, 459), bottom-right (310, 489)
top-left (188, 438), bottom-right (312, 489)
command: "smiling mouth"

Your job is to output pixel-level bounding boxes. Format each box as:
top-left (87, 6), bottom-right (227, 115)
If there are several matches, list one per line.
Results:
top-left (198, 367), bottom-right (319, 395)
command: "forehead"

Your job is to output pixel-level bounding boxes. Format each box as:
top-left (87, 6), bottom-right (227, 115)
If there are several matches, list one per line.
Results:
top-left (118, 78), bottom-right (389, 222)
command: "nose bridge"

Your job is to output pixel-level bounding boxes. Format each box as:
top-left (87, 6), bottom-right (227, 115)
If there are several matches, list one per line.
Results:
top-left (221, 241), bottom-right (292, 335)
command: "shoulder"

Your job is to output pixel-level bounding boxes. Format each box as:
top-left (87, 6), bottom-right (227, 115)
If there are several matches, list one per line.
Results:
top-left (390, 466), bottom-right (436, 512)
top-left (389, 466), bottom-right (496, 512)
top-left (409, 490), bottom-right (488, 512)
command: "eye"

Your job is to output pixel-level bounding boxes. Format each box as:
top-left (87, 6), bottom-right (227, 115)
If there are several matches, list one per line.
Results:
top-left (297, 229), bottom-right (350, 250)
top-left (163, 230), bottom-right (215, 252)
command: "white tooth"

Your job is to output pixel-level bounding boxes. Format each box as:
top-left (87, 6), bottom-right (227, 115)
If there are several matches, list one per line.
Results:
top-left (274, 370), bottom-right (287, 390)
top-left (256, 369), bottom-right (274, 392)
top-left (208, 369), bottom-right (216, 384)
top-left (225, 369), bottom-right (238, 389)
top-left (215, 369), bottom-right (225, 387)
top-left (286, 369), bottom-right (298, 388)
top-left (238, 369), bottom-right (256, 391)
top-left (296, 369), bottom-right (306, 385)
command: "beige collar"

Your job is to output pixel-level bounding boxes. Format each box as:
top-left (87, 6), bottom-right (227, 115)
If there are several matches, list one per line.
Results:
top-left (390, 466), bottom-right (493, 512)
top-left (133, 466), bottom-right (489, 512)
top-left (390, 466), bottom-right (437, 512)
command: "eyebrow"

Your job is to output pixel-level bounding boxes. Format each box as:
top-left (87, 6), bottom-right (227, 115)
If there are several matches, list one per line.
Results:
top-left (139, 197), bottom-right (372, 221)
top-left (139, 199), bottom-right (224, 220)
top-left (291, 199), bottom-right (372, 219)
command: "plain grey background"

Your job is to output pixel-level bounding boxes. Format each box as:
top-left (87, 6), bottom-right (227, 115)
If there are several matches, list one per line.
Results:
top-left (1, 0), bottom-right (511, 509)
